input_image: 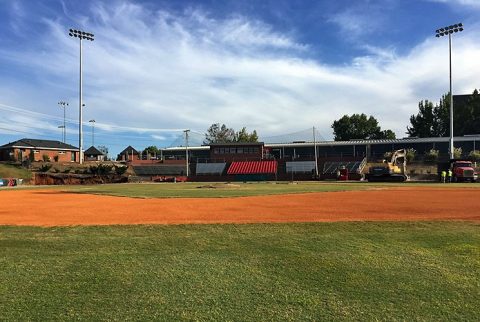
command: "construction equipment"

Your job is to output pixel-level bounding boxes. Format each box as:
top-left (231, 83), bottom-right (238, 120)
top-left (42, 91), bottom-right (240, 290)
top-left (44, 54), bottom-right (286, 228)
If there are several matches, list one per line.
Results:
top-left (367, 149), bottom-right (408, 182)
top-left (438, 160), bottom-right (477, 182)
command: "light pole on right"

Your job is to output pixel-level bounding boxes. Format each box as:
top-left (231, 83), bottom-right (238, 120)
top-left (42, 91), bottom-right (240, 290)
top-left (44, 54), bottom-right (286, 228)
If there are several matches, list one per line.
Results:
top-left (184, 129), bottom-right (190, 177)
top-left (436, 23), bottom-right (464, 159)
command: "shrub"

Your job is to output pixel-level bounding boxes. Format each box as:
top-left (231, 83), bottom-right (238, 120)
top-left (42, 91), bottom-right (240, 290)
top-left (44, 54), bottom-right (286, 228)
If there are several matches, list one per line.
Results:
top-left (53, 155), bottom-right (59, 162)
top-left (88, 165), bottom-right (99, 175)
top-left (424, 149), bottom-right (439, 162)
top-left (406, 149), bottom-right (416, 163)
top-left (115, 165), bottom-right (128, 175)
top-left (453, 147), bottom-right (463, 159)
top-left (469, 150), bottom-right (480, 162)
top-left (42, 154), bottom-right (50, 162)
top-left (383, 151), bottom-right (392, 160)
top-left (52, 167), bottom-right (60, 173)
top-left (62, 168), bottom-right (71, 174)
top-left (89, 164), bottom-right (114, 175)
top-left (98, 164), bottom-right (114, 175)
top-left (39, 164), bottom-right (52, 172)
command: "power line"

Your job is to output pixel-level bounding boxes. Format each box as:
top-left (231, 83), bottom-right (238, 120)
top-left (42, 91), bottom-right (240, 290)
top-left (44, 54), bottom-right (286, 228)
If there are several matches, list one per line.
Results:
top-left (0, 102), bottom-right (188, 133)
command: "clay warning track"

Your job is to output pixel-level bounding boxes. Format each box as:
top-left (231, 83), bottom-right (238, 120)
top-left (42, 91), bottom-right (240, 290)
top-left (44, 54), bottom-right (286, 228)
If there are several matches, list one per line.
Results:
top-left (1, 187), bottom-right (479, 226)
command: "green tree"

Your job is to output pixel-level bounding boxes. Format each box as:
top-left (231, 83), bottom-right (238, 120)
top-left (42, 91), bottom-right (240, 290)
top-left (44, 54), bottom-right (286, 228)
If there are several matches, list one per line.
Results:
top-left (332, 113), bottom-right (395, 141)
top-left (204, 124), bottom-right (258, 144)
top-left (408, 90), bottom-right (480, 137)
top-left (235, 127), bottom-right (259, 142)
top-left (407, 100), bottom-right (437, 137)
top-left (204, 123), bottom-right (236, 144)
top-left (378, 129), bottom-right (396, 140)
top-left (143, 146), bottom-right (159, 156)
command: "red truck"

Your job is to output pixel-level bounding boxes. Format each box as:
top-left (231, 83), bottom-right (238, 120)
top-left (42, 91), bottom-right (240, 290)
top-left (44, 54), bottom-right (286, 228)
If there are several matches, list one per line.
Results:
top-left (451, 160), bottom-right (476, 182)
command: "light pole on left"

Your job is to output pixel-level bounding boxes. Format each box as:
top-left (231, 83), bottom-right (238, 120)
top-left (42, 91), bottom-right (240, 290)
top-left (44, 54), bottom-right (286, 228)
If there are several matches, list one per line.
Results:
top-left (58, 101), bottom-right (68, 143)
top-left (69, 28), bottom-right (94, 164)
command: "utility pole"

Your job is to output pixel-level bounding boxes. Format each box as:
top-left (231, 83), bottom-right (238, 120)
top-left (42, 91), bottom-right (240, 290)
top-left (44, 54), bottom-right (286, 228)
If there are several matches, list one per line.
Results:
top-left (58, 101), bottom-right (68, 143)
top-left (69, 28), bottom-right (94, 164)
top-left (184, 129), bottom-right (190, 177)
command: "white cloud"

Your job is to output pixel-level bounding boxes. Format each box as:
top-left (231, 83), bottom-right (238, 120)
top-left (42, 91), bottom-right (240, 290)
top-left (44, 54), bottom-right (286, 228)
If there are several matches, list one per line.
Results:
top-left (0, 0), bottom-right (479, 150)
top-left (426, 0), bottom-right (480, 8)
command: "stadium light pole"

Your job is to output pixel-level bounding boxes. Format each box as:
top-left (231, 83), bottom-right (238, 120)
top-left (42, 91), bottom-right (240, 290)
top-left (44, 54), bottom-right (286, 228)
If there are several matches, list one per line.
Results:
top-left (58, 125), bottom-right (65, 142)
top-left (313, 126), bottom-right (319, 178)
top-left (69, 28), bottom-right (94, 164)
top-left (184, 129), bottom-right (190, 177)
top-left (89, 119), bottom-right (95, 147)
top-left (436, 23), bottom-right (464, 159)
top-left (58, 101), bottom-right (68, 143)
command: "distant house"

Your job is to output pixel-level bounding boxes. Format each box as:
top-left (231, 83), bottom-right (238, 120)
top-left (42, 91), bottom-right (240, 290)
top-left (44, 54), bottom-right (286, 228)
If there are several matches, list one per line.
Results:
top-left (84, 146), bottom-right (106, 162)
top-left (117, 146), bottom-right (139, 161)
top-left (0, 138), bottom-right (78, 162)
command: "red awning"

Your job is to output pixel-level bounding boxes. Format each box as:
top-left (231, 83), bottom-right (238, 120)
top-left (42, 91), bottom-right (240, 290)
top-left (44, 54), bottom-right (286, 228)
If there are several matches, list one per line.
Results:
top-left (227, 161), bottom-right (278, 175)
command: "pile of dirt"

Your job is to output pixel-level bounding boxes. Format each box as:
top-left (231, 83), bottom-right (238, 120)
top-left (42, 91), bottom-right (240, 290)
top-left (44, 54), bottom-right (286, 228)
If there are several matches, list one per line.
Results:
top-left (33, 173), bottom-right (128, 185)
top-left (197, 183), bottom-right (241, 189)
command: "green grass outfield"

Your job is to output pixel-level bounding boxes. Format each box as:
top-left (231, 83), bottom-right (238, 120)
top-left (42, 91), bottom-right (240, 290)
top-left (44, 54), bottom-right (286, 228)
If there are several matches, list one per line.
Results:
top-left (1, 222), bottom-right (479, 320)
top-left (57, 181), bottom-right (480, 198)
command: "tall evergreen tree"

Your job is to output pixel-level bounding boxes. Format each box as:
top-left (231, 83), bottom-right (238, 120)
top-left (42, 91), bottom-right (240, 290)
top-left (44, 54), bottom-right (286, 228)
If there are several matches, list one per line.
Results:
top-left (407, 90), bottom-right (480, 137)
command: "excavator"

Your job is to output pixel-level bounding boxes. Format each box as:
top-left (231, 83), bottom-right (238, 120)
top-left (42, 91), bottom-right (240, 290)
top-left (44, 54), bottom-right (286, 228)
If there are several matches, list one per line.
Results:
top-left (367, 149), bottom-right (408, 182)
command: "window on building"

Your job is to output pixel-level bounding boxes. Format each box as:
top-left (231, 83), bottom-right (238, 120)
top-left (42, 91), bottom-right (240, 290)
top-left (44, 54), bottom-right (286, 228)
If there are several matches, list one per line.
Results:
top-left (237, 148), bottom-right (243, 154)
top-left (253, 147), bottom-right (259, 154)
top-left (219, 148), bottom-right (225, 154)
top-left (59, 151), bottom-right (66, 154)
top-left (214, 148), bottom-right (219, 154)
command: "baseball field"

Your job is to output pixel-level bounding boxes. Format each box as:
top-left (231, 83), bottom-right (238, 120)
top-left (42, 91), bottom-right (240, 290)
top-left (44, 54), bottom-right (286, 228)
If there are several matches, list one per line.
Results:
top-left (1, 182), bottom-right (479, 320)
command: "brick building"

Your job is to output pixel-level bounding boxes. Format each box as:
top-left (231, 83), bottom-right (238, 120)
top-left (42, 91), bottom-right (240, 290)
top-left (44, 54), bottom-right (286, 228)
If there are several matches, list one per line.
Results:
top-left (84, 146), bottom-right (106, 161)
top-left (0, 138), bottom-right (78, 162)
top-left (117, 146), bottom-right (139, 161)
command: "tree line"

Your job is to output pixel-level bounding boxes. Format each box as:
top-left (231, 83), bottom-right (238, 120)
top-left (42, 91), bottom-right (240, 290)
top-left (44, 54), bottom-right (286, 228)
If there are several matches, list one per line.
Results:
top-left (142, 88), bottom-right (479, 153)
top-left (331, 89), bottom-right (479, 141)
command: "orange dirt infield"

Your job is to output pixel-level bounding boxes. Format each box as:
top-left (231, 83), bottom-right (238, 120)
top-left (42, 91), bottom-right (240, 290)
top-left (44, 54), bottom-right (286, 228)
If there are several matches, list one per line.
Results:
top-left (1, 187), bottom-right (479, 226)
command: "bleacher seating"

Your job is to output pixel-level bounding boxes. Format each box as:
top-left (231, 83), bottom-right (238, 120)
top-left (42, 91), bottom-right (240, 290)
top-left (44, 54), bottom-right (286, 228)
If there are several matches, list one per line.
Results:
top-left (322, 160), bottom-right (365, 174)
top-left (227, 161), bottom-right (277, 175)
top-left (133, 165), bottom-right (186, 176)
top-left (286, 161), bottom-right (316, 173)
top-left (195, 163), bottom-right (226, 175)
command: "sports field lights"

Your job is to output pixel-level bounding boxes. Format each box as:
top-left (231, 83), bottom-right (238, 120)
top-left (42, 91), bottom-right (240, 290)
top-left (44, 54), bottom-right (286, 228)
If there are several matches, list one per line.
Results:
top-left (435, 23), bottom-right (463, 37)
top-left (68, 28), bottom-right (94, 164)
top-left (69, 29), bottom-right (95, 41)
top-left (435, 22), bottom-right (464, 160)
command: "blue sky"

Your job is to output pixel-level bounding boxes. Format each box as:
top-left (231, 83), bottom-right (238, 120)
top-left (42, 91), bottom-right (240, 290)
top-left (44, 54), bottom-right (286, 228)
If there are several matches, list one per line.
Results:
top-left (0, 0), bottom-right (479, 157)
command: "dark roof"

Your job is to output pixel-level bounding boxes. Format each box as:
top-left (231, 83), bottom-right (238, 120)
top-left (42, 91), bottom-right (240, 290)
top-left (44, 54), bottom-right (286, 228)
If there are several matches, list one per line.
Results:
top-left (209, 142), bottom-right (264, 147)
top-left (119, 145), bottom-right (139, 155)
top-left (0, 138), bottom-right (78, 150)
top-left (133, 165), bottom-right (186, 176)
top-left (84, 146), bottom-right (104, 156)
